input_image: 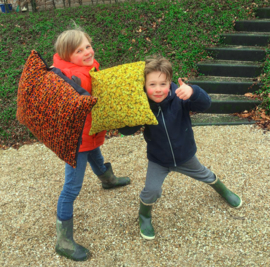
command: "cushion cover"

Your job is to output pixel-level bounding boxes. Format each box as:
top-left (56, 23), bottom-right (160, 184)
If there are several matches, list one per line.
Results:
top-left (17, 50), bottom-right (97, 168)
top-left (89, 61), bottom-right (158, 135)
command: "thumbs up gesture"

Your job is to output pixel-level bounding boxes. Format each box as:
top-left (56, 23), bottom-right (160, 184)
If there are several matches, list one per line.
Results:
top-left (175, 78), bottom-right (193, 100)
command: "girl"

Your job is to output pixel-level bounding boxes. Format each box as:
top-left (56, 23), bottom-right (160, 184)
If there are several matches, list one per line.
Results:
top-left (53, 28), bottom-right (130, 261)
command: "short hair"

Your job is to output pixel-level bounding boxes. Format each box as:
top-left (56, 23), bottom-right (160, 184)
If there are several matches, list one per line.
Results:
top-left (54, 29), bottom-right (92, 62)
top-left (144, 55), bottom-right (173, 82)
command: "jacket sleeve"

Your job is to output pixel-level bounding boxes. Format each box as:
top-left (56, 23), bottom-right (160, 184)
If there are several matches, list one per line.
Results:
top-left (118, 125), bottom-right (142, 136)
top-left (184, 85), bottom-right (211, 112)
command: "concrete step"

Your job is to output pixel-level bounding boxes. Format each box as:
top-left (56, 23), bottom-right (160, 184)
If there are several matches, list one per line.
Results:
top-left (192, 9), bottom-right (269, 120)
top-left (187, 76), bottom-right (262, 95)
top-left (220, 32), bottom-right (270, 46)
top-left (191, 113), bottom-right (256, 126)
top-left (206, 45), bottom-right (266, 61)
top-left (206, 94), bottom-right (261, 113)
top-left (234, 19), bottom-right (270, 32)
top-left (256, 7), bottom-right (270, 19)
top-left (197, 60), bottom-right (263, 77)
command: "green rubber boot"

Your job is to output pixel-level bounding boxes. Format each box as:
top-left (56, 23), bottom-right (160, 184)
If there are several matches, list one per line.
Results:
top-left (55, 217), bottom-right (90, 261)
top-left (139, 201), bottom-right (155, 240)
top-left (209, 177), bottom-right (242, 208)
top-left (98, 162), bottom-right (130, 189)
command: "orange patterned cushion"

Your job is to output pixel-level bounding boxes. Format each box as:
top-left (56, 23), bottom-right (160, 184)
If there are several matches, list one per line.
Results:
top-left (16, 50), bottom-right (97, 168)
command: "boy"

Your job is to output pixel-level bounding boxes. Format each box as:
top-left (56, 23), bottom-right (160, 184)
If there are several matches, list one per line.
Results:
top-left (119, 55), bottom-right (242, 240)
top-left (53, 28), bottom-right (130, 261)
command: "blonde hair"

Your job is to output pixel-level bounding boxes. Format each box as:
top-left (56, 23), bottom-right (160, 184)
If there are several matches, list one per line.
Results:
top-left (144, 55), bottom-right (173, 82)
top-left (54, 29), bottom-right (92, 61)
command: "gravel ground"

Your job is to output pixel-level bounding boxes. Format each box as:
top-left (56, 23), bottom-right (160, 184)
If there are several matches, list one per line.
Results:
top-left (1, 125), bottom-right (270, 267)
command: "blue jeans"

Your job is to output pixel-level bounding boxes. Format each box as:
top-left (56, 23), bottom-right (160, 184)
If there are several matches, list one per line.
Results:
top-left (57, 147), bottom-right (107, 221)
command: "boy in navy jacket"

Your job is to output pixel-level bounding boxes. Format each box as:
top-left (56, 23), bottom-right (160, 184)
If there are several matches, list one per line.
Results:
top-left (119, 55), bottom-right (242, 240)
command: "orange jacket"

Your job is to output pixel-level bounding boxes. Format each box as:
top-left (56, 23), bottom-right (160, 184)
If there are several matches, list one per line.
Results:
top-left (53, 53), bottom-right (106, 152)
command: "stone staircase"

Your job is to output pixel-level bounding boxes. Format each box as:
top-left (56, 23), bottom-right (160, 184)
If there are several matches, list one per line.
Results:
top-left (189, 7), bottom-right (270, 126)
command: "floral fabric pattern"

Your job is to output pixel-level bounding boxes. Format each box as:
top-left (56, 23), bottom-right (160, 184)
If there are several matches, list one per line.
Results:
top-left (89, 61), bottom-right (158, 135)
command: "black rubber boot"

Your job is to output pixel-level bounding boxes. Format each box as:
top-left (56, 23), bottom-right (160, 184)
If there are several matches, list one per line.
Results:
top-left (139, 201), bottom-right (155, 240)
top-left (98, 162), bottom-right (130, 189)
top-left (209, 177), bottom-right (242, 208)
top-left (55, 217), bottom-right (90, 261)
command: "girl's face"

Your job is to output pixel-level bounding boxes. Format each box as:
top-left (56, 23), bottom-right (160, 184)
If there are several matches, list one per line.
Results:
top-left (145, 71), bottom-right (170, 103)
top-left (70, 35), bottom-right (95, 67)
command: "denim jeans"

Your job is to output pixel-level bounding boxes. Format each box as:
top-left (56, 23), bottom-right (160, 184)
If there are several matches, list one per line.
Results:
top-left (57, 147), bottom-right (107, 221)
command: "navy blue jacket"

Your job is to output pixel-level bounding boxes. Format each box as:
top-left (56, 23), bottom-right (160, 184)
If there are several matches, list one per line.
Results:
top-left (119, 82), bottom-right (211, 167)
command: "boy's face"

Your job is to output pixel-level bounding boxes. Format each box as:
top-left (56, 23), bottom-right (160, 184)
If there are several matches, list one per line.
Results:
top-left (145, 71), bottom-right (170, 103)
top-left (70, 35), bottom-right (95, 67)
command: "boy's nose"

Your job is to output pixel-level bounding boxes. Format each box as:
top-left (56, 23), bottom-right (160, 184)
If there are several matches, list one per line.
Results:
top-left (85, 48), bottom-right (92, 54)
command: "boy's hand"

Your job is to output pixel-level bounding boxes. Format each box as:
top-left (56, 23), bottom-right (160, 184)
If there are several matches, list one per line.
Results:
top-left (175, 78), bottom-right (193, 100)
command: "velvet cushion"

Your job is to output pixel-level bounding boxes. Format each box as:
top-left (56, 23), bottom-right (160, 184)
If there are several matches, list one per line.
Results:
top-left (16, 50), bottom-right (97, 168)
top-left (89, 61), bottom-right (158, 135)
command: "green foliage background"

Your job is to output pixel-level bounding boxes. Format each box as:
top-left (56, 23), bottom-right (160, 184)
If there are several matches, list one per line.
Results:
top-left (0, 0), bottom-right (269, 147)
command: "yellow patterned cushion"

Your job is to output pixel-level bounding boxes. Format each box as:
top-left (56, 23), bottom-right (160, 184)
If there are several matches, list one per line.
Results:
top-left (89, 61), bottom-right (158, 135)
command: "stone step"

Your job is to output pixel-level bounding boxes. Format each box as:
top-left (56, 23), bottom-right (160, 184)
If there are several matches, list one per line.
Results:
top-left (191, 113), bottom-right (256, 126)
top-left (197, 60), bottom-right (263, 77)
top-left (206, 45), bottom-right (266, 61)
top-left (206, 94), bottom-right (261, 113)
top-left (187, 76), bottom-right (262, 95)
top-left (234, 19), bottom-right (270, 32)
top-left (220, 32), bottom-right (270, 46)
top-left (193, 8), bottom-right (270, 120)
top-left (256, 7), bottom-right (270, 19)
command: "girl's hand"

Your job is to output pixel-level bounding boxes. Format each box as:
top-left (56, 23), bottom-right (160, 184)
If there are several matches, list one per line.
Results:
top-left (175, 78), bottom-right (193, 100)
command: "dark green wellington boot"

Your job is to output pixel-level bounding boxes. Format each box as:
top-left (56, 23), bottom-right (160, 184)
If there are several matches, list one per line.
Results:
top-left (55, 217), bottom-right (90, 261)
top-left (209, 177), bottom-right (242, 208)
top-left (98, 162), bottom-right (130, 189)
top-left (139, 201), bottom-right (155, 240)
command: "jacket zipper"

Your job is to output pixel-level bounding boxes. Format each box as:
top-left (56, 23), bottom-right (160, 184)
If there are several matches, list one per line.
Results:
top-left (159, 106), bottom-right (177, 167)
